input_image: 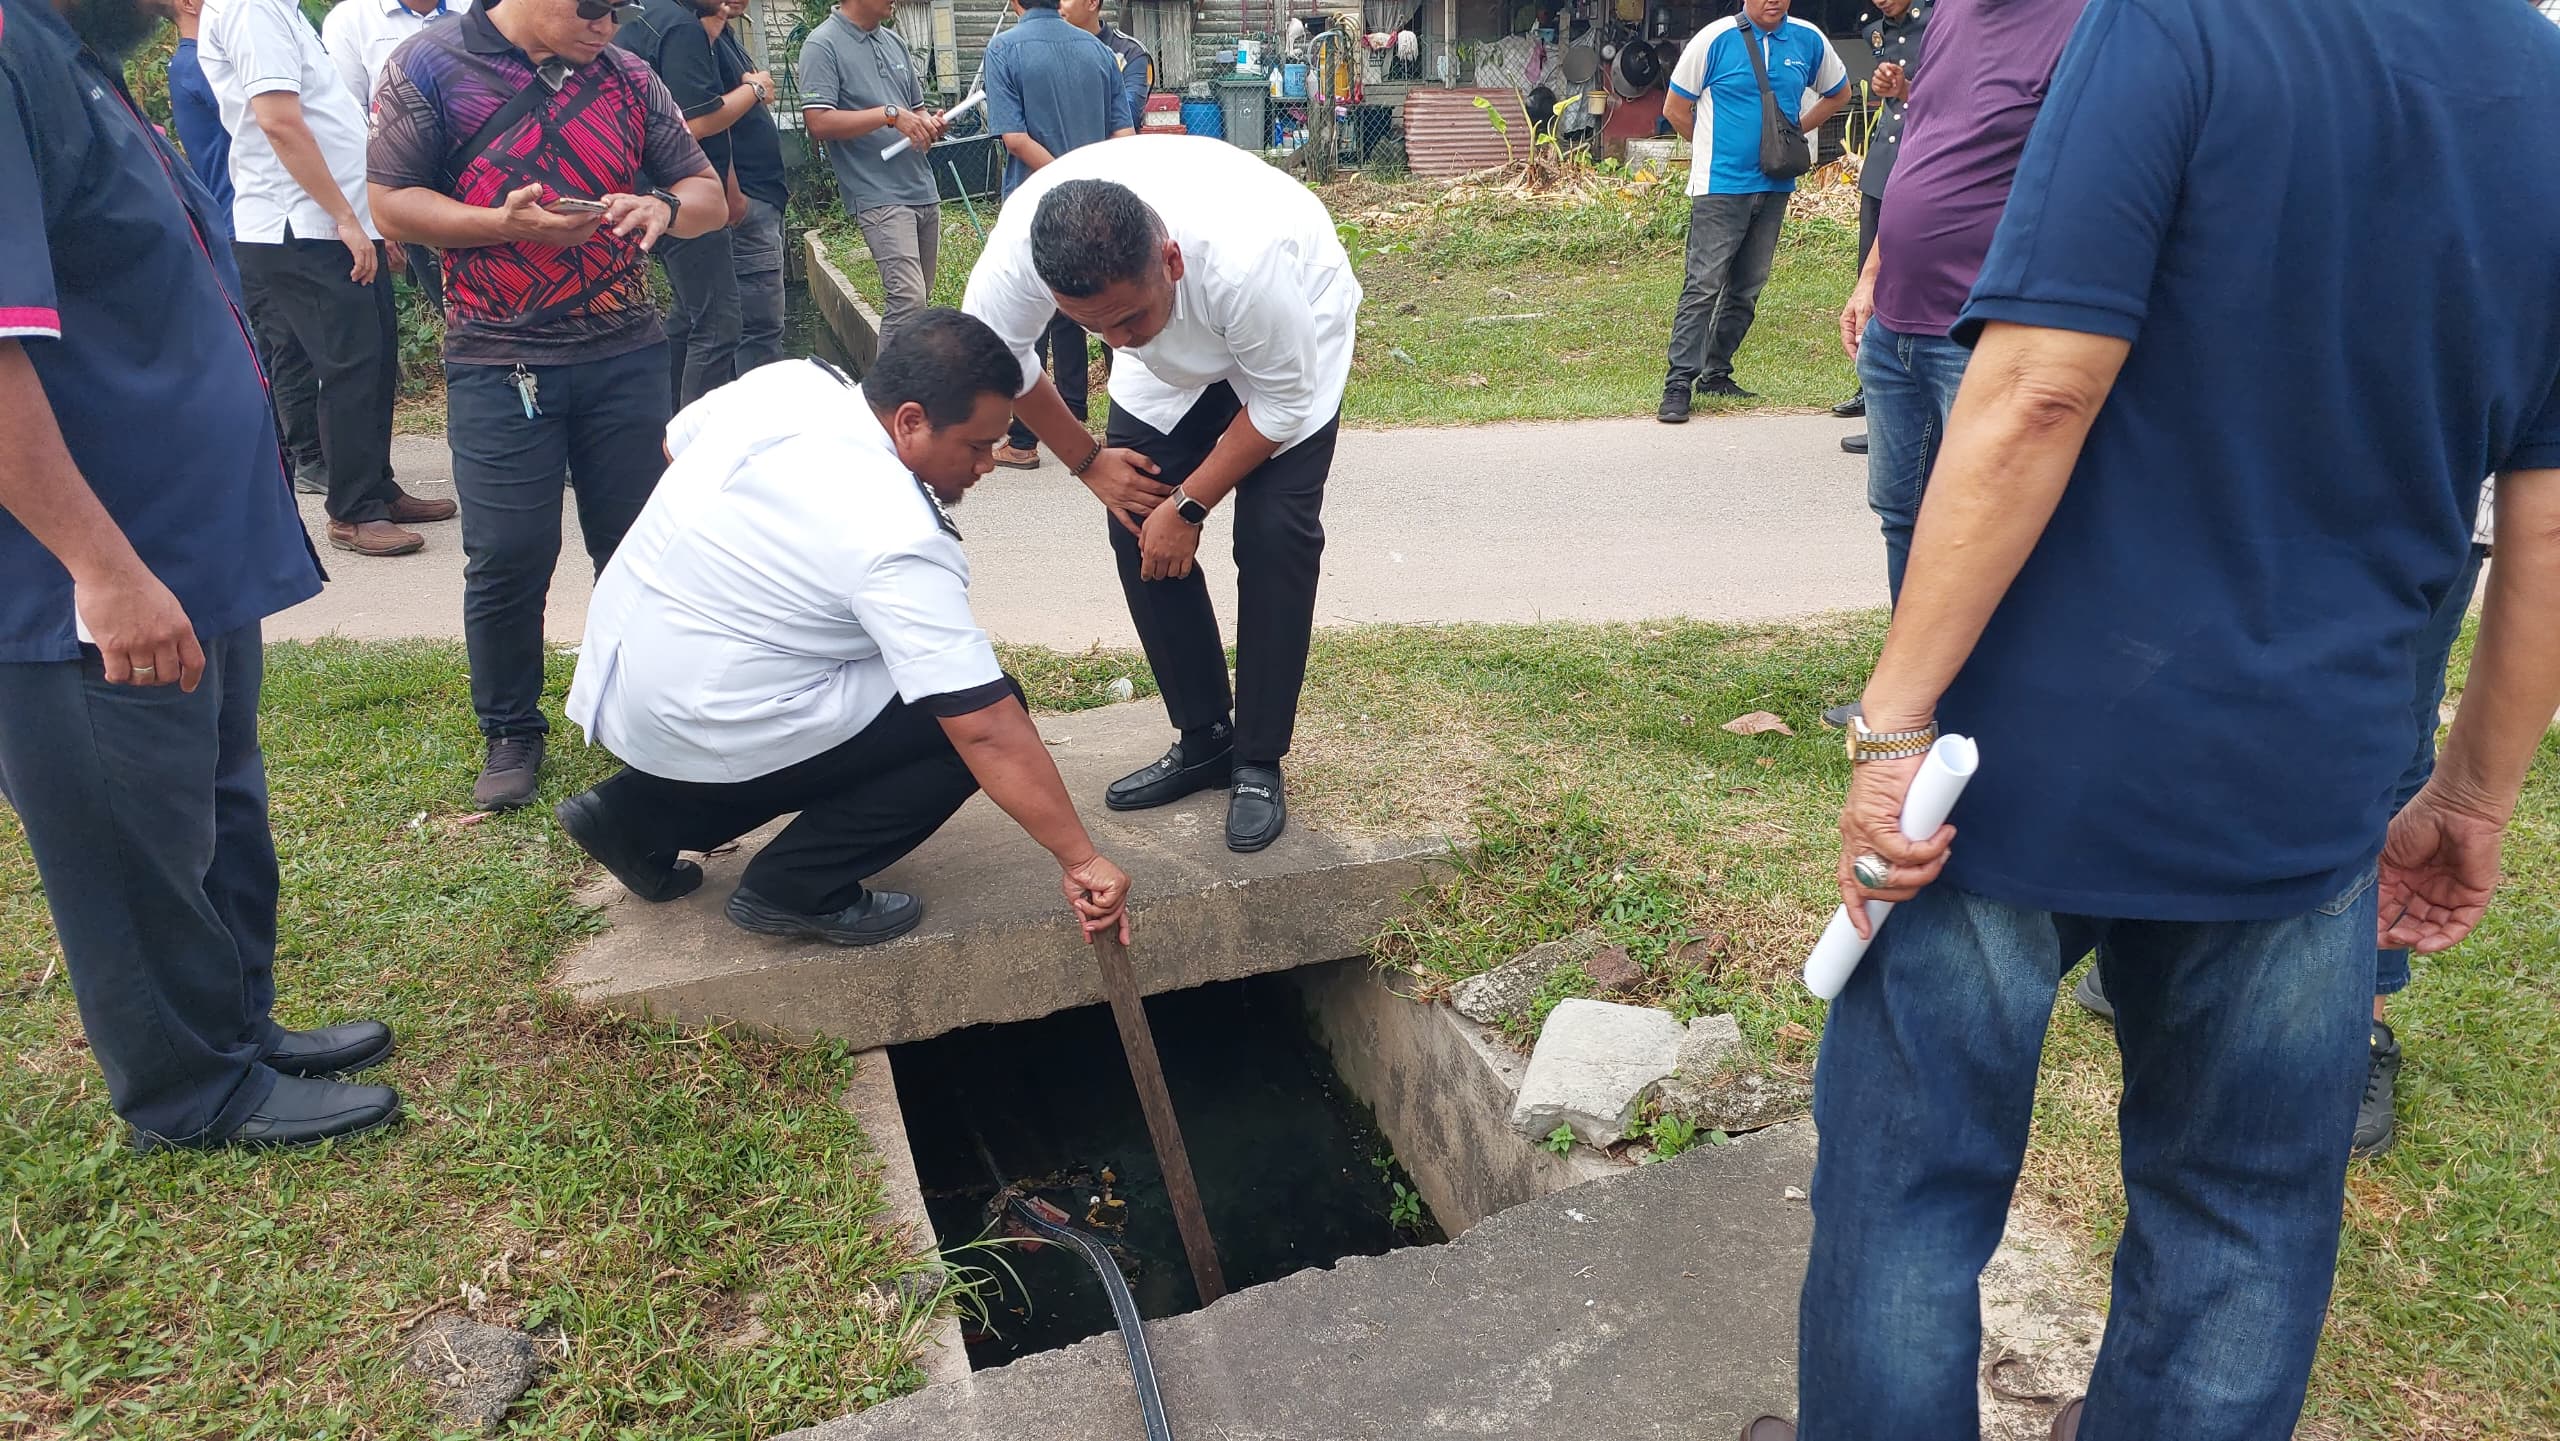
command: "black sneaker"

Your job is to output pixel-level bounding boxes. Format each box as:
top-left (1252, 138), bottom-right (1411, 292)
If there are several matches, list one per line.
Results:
top-left (1656, 383), bottom-right (1693, 424)
top-left (1226, 763), bottom-right (1287, 853)
top-left (2351, 1020), bottom-right (2401, 1159)
top-left (556, 788), bottom-right (704, 902)
top-left (1832, 391), bottom-right (1866, 419)
top-left (2072, 963), bottom-right (2115, 1022)
top-left (1696, 377), bottom-right (1756, 400)
top-left (1106, 725), bottom-right (1234, 811)
top-left (473, 734), bottom-right (546, 811)
top-left (725, 885), bottom-right (923, 947)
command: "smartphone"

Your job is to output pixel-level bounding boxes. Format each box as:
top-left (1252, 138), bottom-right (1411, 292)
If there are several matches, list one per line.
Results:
top-left (546, 196), bottom-right (608, 215)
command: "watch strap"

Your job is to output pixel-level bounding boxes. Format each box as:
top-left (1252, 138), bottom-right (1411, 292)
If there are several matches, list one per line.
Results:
top-left (1847, 719), bottom-right (1938, 763)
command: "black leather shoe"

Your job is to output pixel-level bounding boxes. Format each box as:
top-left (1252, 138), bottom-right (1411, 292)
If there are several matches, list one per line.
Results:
top-left (1226, 763), bottom-right (1287, 853)
top-left (148, 1075), bottom-right (400, 1151)
top-left (1106, 730), bottom-right (1234, 811)
top-left (265, 1019), bottom-right (394, 1078)
top-left (1841, 433), bottom-right (1869, 455)
top-left (556, 789), bottom-right (703, 902)
top-left (725, 886), bottom-right (923, 947)
top-left (1832, 391), bottom-right (1866, 418)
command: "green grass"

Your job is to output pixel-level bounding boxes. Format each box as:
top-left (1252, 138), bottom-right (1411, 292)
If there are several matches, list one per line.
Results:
top-left (6, 624), bottom-right (2552, 1436)
top-left (815, 173), bottom-right (1861, 428)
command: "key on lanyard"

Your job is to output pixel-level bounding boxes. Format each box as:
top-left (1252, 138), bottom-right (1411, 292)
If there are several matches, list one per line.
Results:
top-left (511, 364), bottom-right (541, 419)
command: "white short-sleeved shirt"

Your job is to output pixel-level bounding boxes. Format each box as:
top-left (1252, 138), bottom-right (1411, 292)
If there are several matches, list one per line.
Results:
top-left (564, 361), bottom-right (1007, 785)
top-left (318, 0), bottom-right (472, 113)
top-left (962, 135), bottom-right (1362, 451)
top-left (199, 0), bottom-right (378, 242)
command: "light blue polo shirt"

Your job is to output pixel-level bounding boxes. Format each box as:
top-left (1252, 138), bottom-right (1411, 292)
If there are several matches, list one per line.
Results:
top-left (1667, 14), bottom-right (1846, 196)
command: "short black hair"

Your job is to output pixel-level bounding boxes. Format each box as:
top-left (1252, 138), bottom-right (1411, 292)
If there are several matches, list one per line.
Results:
top-left (862, 309), bottom-right (1023, 427)
top-left (1030, 180), bottom-right (1165, 298)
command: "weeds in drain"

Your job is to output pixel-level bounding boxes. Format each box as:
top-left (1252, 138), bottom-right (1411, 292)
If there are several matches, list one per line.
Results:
top-left (1370, 1151), bottom-right (1432, 1235)
top-left (1543, 1125), bottom-right (1578, 1156)
top-left (1627, 1108), bottom-right (1717, 1161)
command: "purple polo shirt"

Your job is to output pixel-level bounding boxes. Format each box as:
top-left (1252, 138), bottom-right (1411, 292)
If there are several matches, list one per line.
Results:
top-left (1871, 0), bottom-right (2090, 337)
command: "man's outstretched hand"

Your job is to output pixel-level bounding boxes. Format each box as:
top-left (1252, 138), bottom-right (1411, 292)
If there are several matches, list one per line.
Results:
top-left (2379, 782), bottom-right (2505, 953)
top-left (1065, 853), bottom-right (1132, 943)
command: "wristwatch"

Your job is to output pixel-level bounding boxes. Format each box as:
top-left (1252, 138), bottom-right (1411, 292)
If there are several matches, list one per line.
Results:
top-left (650, 186), bottom-right (681, 228)
top-left (1173, 487), bottom-right (1210, 525)
top-left (883, 104), bottom-right (903, 122)
top-left (1846, 715), bottom-right (1937, 763)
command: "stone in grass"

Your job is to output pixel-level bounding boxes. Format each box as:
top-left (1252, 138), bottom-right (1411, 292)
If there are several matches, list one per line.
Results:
top-left (1658, 1015), bottom-right (1813, 1136)
top-left (1449, 928), bottom-right (1606, 1027)
top-left (1583, 944), bottom-right (1644, 993)
top-left (404, 1316), bottom-right (540, 1435)
top-left (1509, 998), bottom-right (1687, 1149)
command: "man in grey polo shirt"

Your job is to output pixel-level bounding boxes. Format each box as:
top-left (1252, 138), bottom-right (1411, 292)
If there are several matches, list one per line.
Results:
top-left (800, 0), bottom-right (946, 348)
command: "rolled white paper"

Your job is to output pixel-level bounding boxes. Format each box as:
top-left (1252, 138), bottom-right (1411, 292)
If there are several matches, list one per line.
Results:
top-left (881, 90), bottom-right (986, 158)
top-left (1802, 734), bottom-right (1980, 1000)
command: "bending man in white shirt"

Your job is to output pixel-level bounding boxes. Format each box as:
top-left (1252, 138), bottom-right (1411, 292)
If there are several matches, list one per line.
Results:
top-left (963, 135), bottom-right (1362, 856)
top-left (557, 311), bottom-right (1133, 946)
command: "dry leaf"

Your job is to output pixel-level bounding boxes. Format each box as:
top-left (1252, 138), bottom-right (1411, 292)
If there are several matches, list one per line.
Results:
top-left (1722, 711), bottom-right (1795, 737)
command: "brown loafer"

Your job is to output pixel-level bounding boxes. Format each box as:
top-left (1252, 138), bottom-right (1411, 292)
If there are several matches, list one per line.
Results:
top-left (1741, 1419), bottom-right (1795, 1441)
top-left (387, 488), bottom-right (458, 524)
top-left (2050, 1398), bottom-right (2085, 1441)
top-left (992, 443), bottom-right (1041, 470)
top-left (326, 519), bottom-right (424, 556)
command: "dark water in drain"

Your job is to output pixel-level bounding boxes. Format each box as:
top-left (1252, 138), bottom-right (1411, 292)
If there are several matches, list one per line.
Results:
top-left (892, 972), bottom-right (1443, 1369)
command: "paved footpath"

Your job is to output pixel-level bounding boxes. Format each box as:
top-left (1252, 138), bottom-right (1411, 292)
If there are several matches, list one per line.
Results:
top-left (273, 413), bottom-right (1886, 650)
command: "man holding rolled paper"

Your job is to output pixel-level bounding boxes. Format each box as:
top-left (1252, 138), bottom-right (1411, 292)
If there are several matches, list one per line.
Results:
top-left (1753, 3), bottom-right (2560, 1440)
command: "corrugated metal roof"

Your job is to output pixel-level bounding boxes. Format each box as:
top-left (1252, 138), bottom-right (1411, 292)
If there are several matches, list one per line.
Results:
top-left (1403, 88), bottom-right (1533, 178)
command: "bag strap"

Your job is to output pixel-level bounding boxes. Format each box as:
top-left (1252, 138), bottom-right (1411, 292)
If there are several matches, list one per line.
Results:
top-left (1740, 18), bottom-right (1778, 104)
top-left (445, 65), bottom-right (561, 191)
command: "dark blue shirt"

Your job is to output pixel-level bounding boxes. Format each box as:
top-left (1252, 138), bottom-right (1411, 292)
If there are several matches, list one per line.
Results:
top-left (981, 7), bottom-right (1131, 197)
top-left (0, 0), bottom-right (322, 664)
top-left (167, 36), bottom-right (233, 219)
top-left (1941, 0), bottom-right (2560, 920)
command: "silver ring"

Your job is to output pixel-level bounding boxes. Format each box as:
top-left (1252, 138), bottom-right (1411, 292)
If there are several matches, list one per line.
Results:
top-left (1853, 853), bottom-right (1891, 889)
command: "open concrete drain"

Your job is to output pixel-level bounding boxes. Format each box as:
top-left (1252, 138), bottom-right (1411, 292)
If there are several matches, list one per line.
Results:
top-left (892, 970), bottom-right (1446, 1369)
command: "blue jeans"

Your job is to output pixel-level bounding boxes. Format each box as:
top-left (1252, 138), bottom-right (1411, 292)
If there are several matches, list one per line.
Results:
top-left (2374, 540), bottom-right (2488, 994)
top-left (1801, 875), bottom-right (2377, 1440)
top-left (1855, 317), bottom-right (1972, 601)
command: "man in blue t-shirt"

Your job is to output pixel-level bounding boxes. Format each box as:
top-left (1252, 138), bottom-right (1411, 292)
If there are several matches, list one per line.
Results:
top-left (167, 0), bottom-right (232, 213)
top-left (1775, 2), bottom-right (2560, 1438)
top-left (1655, 0), bottom-right (1845, 422)
top-left (2, 0), bottom-right (404, 1152)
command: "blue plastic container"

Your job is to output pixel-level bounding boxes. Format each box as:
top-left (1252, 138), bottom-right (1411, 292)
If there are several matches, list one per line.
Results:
top-left (1281, 62), bottom-right (1309, 99)
top-left (1181, 97), bottom-right (1224, 138)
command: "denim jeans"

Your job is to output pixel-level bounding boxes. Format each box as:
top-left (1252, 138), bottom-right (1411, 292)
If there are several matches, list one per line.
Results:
top-left (1664, 192), bottom-right (1788, 388)
top-left (732, 196), bottom-right (787, 374)
top-left (1801, 875), bottom-right (2377, 1441)
top-left (0, 626), bottom-right (285, 1144)
top-left (2374, 539), bottom-right (2488, 994)
top-left (446, 343), bottom-right (669, 739)
top-left (657, 226), bottom-right (742, 407)
top-left (1856, 317), bottom-right (1972, 601)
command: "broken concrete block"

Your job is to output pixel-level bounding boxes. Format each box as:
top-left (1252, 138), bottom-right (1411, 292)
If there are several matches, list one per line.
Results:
top-left (1660, 1058), bottom-right (1814, 1135)
top-left (1583, 945), bottom-right (1643, 993)
top-left (1449, 929), bottom-right (1605, 1027)
top-left (1672, 1013), bottom-right (1744, 1084)
top-left (404, 1316), bottom-right (540, 1434)
top-left (1509, 999), bottom-right (1687, 1149)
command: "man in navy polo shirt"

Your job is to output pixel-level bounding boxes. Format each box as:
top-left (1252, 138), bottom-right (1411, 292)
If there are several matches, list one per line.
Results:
top-left (1656, 0), bottom-right (1845, 423)
top-left (1, 0), bottom-right (403, 1151)
top-left (1771, 2), bottom-right (2560, 1439)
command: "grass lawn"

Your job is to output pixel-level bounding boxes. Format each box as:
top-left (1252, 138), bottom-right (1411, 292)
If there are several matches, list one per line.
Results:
top-left (813, 168), bottom-right (1860, 429)
top-left (5, 625), bottom-right (2552, 1437)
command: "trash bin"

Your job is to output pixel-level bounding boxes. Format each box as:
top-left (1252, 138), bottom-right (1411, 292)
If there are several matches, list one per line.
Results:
top-left (1215, 75), bottom-right (1268, 153)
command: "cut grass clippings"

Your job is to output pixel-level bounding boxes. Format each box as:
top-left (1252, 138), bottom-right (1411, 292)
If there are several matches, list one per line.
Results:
top-left (4, 623), bottom-right (2553, 1437)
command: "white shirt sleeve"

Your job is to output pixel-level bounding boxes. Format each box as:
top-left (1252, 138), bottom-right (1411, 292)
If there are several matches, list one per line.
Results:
top-left (1210, 243), bottom-right (1325, 445)
top-left (229, 0), bottom-right (312, 96)
top-left (1668, 26), bottom-right (1716, 100)
top-left (319, 4), bottom-right (372, 111)
top-left (849, 545), bottom-right (1006, 704)
top-left (1812, 31), bottom-right (1848, 96)
top-left (959, 219), bottom-right (1058, 400)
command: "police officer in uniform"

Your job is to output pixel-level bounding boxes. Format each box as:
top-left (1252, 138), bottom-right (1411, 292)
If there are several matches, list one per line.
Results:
top-left (1837, 0), bottom-right (1927, 454)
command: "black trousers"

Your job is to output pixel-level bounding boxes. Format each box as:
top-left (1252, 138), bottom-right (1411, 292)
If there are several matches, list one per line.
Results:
top-left (585, 688), bottom-right (1008, 915)
top-left (447, 343), bottom-right (669, 740)
top-left (0, 627), bottom-right (284, 1145)
top-left (1857, 190), bottom-right (1883, 269)
top-left (233, 234), bottom-right (399, 524)
top-left (1007, 311), bottom-right (1090, 449)
top-left (1106, 383), bottom-right (1333, 765)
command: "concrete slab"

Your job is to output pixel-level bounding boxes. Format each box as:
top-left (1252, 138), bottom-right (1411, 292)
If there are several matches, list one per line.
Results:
top-left (554, 699), bottom-right (1446, 1051)
top-left (838, 1051), bottom-right (971, 1388)
top-left (777, 1123), bottom-right (1817, 1441)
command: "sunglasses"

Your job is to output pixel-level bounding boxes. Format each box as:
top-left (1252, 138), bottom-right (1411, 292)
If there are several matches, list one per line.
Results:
top-left (575, 0), bottom-right (640, 21)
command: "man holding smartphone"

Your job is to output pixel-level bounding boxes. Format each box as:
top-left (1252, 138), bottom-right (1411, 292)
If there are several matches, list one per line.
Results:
top-left (368, 0), bottom-right (723, 812)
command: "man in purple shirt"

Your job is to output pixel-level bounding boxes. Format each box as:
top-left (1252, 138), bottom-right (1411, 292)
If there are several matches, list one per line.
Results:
top-left (1835, 0), bottom-right (2087, 602)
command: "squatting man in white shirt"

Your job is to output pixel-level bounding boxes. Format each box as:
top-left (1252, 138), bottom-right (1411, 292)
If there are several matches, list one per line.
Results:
top-left (552, 312), bottom-right (1133, 946)
top-left (964, 135), bottom-right (1362, 855)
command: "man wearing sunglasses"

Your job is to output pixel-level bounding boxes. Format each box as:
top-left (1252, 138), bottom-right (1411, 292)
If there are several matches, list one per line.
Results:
top-left (367, 0), bottom-right (723, 814)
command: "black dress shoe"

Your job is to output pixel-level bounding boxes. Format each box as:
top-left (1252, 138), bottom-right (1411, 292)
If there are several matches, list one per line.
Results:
top-left (1105, 730), bottom-right (1234, 811)
top-left (1226, 763), bottom-right (1287, 853)
top-left (1841, 433), bottom-right (1869, 455)
top-left (1832, 391), bottom-right (1866, 418)
top-left (266, 1019), bottom-right (394, 1078)
top-left (725, 886), bottom-right (923, 947)
top-left (556, 789), bottom-right (704, 902)
top-left (133, 1075), bottom-right (404, 1151)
